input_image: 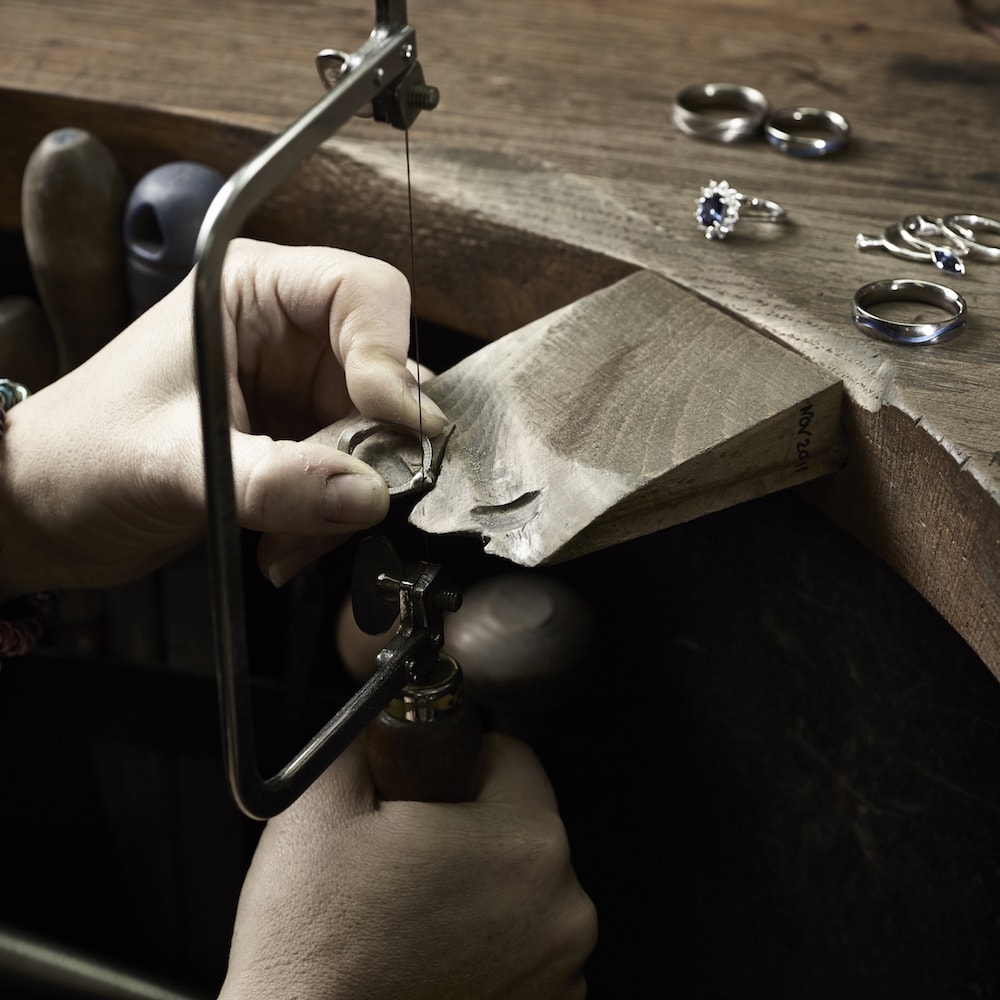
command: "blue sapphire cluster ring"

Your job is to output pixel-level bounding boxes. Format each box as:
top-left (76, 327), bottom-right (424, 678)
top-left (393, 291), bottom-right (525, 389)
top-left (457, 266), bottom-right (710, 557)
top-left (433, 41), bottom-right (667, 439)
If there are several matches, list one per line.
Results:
top-left (852, 279), bottom-right (967, 346)
top-left (695, 179), bottom-right (786, 240)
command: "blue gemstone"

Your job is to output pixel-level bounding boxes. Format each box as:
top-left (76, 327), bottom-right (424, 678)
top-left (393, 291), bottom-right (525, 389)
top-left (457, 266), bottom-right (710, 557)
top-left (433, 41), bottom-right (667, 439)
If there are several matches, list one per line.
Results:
top-left (931, 248), bottom-right (965, 275)
top-left (698, 193), bottom-right (726, 228)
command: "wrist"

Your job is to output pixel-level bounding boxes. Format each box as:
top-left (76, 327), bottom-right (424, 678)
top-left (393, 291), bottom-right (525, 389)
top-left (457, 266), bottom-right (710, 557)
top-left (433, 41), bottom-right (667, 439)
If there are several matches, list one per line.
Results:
top-left (0, 379), bottom-right (60, 655)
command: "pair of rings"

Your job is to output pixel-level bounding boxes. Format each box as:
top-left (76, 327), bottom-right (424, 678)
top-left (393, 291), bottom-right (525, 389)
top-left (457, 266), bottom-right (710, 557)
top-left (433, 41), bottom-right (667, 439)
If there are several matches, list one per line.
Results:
top-left (852, 279), bottom-right (966, 345)
top-left (673, 82), bottom-right (851, 157)
top-left (856, 213), bottom-right (1000, 274)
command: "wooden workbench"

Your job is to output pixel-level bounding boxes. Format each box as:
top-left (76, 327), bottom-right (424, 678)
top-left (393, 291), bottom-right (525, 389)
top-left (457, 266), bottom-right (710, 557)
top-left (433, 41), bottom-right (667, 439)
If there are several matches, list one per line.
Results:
top-left (0, 0), bottom-right (998, 678)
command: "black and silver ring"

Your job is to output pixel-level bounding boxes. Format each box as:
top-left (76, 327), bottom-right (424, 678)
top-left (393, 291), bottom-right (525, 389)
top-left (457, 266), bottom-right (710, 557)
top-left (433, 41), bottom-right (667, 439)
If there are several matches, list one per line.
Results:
top-left (765, 106), bottom-right (851, 157)
top-left (852, 278), bottom-right (967, 345)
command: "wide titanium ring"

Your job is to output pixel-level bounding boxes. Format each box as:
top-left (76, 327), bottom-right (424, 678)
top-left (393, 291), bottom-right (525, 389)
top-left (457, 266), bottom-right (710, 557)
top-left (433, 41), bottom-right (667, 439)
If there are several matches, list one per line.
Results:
top-left (941, 213), bottom-right (1000, 262)
top-left (852, 278), bottom-right (967, 345)
top-left (764, 106), bottom-right (851, 157)
top-left (673, 83), bottom-right (769, 143)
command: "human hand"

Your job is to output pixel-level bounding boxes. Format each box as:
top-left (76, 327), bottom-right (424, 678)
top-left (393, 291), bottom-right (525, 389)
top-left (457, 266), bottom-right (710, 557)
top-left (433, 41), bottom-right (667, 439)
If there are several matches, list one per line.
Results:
top-left (218, 733), bottom-right (596, 1000)
top-left (0, 240), bottom-right (445, 597)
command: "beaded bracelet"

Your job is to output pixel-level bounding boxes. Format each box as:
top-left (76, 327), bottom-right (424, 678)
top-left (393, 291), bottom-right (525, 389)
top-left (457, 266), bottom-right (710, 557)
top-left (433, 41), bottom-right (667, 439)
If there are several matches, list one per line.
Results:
top-left (0, 378), bottom-right (59, 660)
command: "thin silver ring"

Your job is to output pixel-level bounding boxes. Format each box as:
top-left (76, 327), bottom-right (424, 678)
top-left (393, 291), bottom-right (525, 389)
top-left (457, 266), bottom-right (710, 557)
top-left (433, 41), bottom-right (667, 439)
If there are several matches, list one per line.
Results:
top-left (900, 215), bottom-right (969, 253)
top-left (695, 179), bottom-right (786, 240)
top-left (852, 278), bottom-right (967, 345)
top-left (673, 83), bottom-right (769, 143)
top-left (941, 213), bottom-right (1000, 262)
top-left (765, 106), bottom-right (851, 157)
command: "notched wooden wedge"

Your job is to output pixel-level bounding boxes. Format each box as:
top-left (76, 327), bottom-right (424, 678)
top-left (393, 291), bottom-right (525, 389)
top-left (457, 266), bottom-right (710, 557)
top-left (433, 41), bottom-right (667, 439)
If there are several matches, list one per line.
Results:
top-left (410, 269), bottom-right (846, 566)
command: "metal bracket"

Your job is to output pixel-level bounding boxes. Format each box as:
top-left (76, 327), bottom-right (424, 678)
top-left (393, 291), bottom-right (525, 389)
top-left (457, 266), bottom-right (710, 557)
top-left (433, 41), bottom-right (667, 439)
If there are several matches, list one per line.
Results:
top-left (192, 1), bottom-right (439, 819)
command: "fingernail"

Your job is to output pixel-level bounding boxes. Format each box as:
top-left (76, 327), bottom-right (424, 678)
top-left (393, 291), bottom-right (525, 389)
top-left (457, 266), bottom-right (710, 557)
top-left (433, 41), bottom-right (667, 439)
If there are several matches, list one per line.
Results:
top-left (323, 471), bottom-right (388, 523)
top-left (410, 384), bottom-right (447, 433)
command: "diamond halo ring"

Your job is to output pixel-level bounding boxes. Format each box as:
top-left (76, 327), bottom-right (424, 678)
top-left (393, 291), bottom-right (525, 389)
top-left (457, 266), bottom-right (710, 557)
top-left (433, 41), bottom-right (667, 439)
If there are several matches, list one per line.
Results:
top-left (694, 179), bottom-right (787, 240)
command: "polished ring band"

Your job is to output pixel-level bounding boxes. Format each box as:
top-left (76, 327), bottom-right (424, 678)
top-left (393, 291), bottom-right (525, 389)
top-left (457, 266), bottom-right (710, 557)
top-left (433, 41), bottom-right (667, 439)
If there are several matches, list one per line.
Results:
top-left (852, 279), bottom-right (967, 345)
top-left (765, 106), bottom-right (851, 157)
top-left (941, 213), bottom-right (1000, 262)
top-left (673, 82), bottom-right (769, 143)
top-left (695, 179), bottom-right (785, 240)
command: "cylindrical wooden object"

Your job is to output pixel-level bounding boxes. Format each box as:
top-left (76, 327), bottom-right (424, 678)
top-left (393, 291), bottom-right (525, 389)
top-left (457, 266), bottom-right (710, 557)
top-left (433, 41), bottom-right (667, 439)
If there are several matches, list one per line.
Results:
top-left (366, 653), bottom-right (483, 802)
top-left (21, 127), bottom-right (127, 374)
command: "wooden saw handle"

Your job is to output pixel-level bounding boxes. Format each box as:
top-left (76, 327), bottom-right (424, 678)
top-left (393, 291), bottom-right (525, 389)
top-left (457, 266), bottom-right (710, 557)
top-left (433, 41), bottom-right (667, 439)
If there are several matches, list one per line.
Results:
top-left (366, 654), bottom-right (483, 802)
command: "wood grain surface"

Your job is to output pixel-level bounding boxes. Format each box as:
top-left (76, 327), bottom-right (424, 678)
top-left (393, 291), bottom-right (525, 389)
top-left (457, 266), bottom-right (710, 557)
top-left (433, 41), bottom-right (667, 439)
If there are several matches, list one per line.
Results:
top-left (412, 271), bottom-right (845, 564)
top-left (1, 0), bottom-right (998, 674)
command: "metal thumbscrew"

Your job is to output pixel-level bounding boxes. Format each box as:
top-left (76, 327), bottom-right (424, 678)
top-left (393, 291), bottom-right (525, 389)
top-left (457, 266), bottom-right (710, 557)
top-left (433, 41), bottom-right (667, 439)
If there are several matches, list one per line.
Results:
top-left (408, 83), bottom-right (440, 109)
top-left (432, 585), bottom-right (461, 613)
top-left (375, 571), bottom-right (460, 612)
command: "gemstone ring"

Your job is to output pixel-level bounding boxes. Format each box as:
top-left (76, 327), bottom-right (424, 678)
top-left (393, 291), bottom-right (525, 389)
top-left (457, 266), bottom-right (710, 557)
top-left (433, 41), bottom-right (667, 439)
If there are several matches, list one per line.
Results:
top-left (673, 83), bottom-right (770, 143)
top-left (855, 221), bottom-right (967, 276)
top-left (899, 216), bottom-right (971, 273)
top-left (694, 179), bottom-right (787, 240)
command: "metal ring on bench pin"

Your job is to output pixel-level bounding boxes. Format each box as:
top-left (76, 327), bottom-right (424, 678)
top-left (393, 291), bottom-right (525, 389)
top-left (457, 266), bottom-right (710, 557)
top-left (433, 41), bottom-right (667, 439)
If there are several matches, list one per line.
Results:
top-left (852, 278), bottom-right (967, 345)
top-left (764, 106), bottom-right (851, 157)
top-left (941, 213), bottom-right (1000, 262)
top-left (695, 179), bottom-right (786, 240)
top-left (673, 83), bottom-right (769, 142)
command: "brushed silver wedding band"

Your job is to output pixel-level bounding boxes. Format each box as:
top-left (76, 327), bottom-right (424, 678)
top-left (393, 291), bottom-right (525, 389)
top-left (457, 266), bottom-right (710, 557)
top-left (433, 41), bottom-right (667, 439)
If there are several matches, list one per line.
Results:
top-left (673, 83), bottom-right (769, 143)
top-left (852, 279), bottom-right (967, 345)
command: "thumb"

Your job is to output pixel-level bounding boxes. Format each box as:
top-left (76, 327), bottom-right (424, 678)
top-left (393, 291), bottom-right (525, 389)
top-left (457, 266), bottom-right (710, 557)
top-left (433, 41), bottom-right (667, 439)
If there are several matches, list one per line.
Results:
top-left (230, 431), bottom-right (389, 582)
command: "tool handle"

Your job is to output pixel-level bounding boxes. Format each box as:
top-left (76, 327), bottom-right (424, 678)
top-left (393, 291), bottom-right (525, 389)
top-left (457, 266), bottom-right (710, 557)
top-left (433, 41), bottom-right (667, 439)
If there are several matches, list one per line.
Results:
top-left (21, 128), bottom-right (127, 374)
top-left (366, 656), bottom-right (483, 802)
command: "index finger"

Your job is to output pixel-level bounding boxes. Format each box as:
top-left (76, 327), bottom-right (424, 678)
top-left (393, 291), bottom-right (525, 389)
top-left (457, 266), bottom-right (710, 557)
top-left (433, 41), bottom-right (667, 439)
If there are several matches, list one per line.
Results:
top-left (224, 240), bottom-right (445, 435)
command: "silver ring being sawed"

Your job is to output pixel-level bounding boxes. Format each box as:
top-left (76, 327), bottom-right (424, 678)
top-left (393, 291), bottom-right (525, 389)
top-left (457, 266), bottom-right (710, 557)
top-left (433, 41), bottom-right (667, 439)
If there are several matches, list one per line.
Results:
top-left (852, 278), bottom-right (967, 345)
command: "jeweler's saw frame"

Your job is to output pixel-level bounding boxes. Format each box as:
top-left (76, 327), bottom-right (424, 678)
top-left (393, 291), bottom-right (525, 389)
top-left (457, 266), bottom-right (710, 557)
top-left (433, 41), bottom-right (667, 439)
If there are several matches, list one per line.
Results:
top-left (193, 0), bottom-right (442, 820)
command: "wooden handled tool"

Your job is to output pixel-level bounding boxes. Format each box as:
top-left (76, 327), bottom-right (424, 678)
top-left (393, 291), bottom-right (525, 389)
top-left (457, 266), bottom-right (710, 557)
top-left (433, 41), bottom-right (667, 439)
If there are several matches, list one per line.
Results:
top-left (21, 128), bottom-right (128, 374)
top-left (338, 569), bottom-right (594, 744)
top-left (350, 535), bottom-right (482, 802)
top-left (366, 653), bottom-right (483, 802)
top-left (123, 160), bottom-right (225, 318)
